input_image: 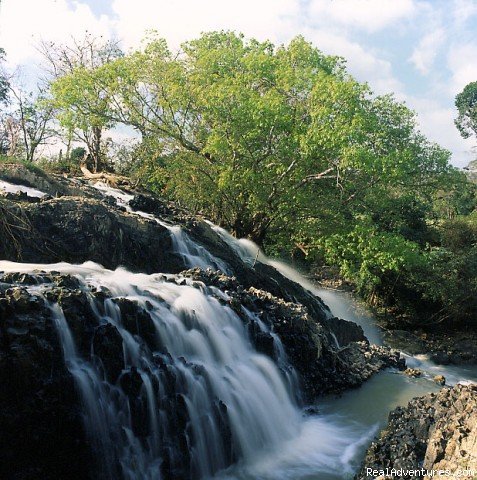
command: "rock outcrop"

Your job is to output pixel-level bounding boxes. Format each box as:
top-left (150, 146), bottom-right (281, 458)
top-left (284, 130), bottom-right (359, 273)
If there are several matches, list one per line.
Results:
top-left (182, 268), bottom-right (405, 399)
top-left (357, 384), bottom-right (477, 479)
top-left (0, 269), bottom-right (404, 480)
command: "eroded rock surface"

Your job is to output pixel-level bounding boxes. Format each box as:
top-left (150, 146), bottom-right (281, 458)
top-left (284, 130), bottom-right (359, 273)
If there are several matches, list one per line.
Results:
top-left (357, 384), bottom-right (477, 479)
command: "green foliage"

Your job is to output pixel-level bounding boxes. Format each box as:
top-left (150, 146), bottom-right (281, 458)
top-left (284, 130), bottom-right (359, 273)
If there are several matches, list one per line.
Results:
top-left (321, 216), bottom-right (477, 326)
top-left (455, 81), bottom-right (477, 140)
top-left (50, 32), bottom-right (451, 244)
top-left (47, 36), bottom-right (124, 172)
top-left (46, 31), bottom-right (476, 327)
top-left (0, 154), bottom-right (46, 177)
top-left (322, 225), bottom-right (425, 297)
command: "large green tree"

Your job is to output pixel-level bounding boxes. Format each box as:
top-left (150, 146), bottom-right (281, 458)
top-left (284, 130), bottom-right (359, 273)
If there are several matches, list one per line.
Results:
top-left (47, 31), bottom-right (477, 326)
top-left (49, 32), bottom-right (451, 246)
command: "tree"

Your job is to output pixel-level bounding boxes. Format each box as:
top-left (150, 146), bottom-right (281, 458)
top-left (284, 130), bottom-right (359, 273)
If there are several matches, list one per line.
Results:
top-left (49, 67), bottom-right (114, 171)
top-left (455, 81), bottom-right (477, 141)
top-left (8, 85), bottom-right (56, 162)
top-left (41, 34), bottom-right (123, 171)
top-left (49, 32), bottom-right (452, 247)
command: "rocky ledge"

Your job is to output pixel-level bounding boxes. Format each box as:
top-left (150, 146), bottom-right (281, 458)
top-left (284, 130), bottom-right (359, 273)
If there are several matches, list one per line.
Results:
top-left (0, 269), bottom-right (404, 479)
top-left (357, 384), bottom-right (477, 479)
top-left (383, 329), bottom-right (477, 366)
top-left (183, 268), bottom-right (405, 399)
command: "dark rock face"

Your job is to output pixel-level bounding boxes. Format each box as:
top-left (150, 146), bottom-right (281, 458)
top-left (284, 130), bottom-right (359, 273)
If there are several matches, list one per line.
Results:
top-left (0, 270), bottom-right (405, 480)
top-left (383, 328), bottom-right (477, 366)
top-left (0, 282), bottom-right (93, 480)
top-left (323, 316), bottom-right (367, 346)
top-left (182, 269), bottom-right (405, 399)
top-left (0, 198), bottom-right (185, 273)
top-left (93, 323), bottom-right (125, 382)
top-left (357, 384), bottom-right (477, 479)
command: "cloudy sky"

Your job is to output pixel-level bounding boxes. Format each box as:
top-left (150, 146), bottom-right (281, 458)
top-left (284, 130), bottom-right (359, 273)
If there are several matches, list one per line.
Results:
top-left (0, 0), bottom-right (476, 167)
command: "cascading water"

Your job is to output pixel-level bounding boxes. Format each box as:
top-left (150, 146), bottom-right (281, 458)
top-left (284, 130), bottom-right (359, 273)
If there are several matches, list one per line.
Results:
top-left (92, 182), bottom-right (229, 273)
top-left (1, 261), bottom-right (303, 479)
top-left (3, 180), bottom-right (475, 480)
top-left (0, 178), bottom-right (47, 198)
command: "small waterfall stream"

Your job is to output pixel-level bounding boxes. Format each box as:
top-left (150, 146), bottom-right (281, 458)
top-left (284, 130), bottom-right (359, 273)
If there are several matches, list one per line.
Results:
top-left (92, 182), bottom-right (229, 273)
top-left (2, 181), bottom-right (475, 480)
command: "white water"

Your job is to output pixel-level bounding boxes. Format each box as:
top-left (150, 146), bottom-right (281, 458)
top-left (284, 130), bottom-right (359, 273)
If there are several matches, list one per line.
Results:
top-left (92, 181), bottom-right (229, 273)
top-left (3, 182), bottom-right (476, 479)
top-left (0, 179), bottom-right (47, 198)
top-left (1, 260), bottom-right (302, 479)
top-left (207, 222), bottom-right (477, 478)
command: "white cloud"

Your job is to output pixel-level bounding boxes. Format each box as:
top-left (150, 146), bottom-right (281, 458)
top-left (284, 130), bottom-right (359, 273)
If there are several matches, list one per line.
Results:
top-left (294, 27), bottom-right (404, 97)
top-left (406, 96), bottom-right (474, 167)
top-left (447, 42), bottom-right (477, 95)
top-left (452, 0), bottom-right (477, 27)
top-left (308, 0), bottom-right (416, 32)
top-left (111, 0), bottom-right (300, 50)
top-left (0, 0), bottom-right (114, 67)
top-left (409, 28), bottom-right (446, 75)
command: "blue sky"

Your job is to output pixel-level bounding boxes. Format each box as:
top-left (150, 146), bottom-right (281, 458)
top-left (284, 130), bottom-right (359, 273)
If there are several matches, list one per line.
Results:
top-left (0, 0), bottom-right (476, 167)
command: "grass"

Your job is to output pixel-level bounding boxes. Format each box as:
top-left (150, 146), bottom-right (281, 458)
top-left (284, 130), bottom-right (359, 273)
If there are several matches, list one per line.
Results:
top-left (0, 154), bottom-right (47, 177)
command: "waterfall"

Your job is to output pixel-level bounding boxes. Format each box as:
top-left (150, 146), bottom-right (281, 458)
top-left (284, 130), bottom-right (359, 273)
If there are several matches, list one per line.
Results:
top-left (0, 178), bottom-right (47, 198)
top-left (2, 261), bottom-right (302, 479)
top-left (0, 183), bottom-right (430, 480)
top-left (92, 182), bottom-right (229, 273)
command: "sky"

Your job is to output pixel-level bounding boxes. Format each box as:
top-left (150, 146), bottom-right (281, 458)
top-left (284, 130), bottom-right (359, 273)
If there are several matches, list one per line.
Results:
top-left (0, 0), bottom-right (476, 167)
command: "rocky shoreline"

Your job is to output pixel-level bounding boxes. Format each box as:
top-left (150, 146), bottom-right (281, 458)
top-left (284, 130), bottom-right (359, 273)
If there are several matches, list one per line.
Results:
top-left (357, 384), bottom-right (477, 479)
top-left (311, 268), bottom-right (477, 366)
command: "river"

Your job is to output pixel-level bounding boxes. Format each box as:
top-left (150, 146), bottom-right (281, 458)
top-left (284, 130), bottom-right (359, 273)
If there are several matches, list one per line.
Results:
top-left (209, 227), bottom-right (477, 479)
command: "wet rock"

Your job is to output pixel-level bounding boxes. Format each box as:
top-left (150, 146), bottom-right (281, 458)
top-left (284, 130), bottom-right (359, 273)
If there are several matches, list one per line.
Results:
top-left (129, 193), bottom-right (176, 216)
top-left (382, 329), bottom-right (427, 355)
top-left (323, 316), bottom-right (367, 346)
top-left (183, 269), bottom-right (406, 400)
top-left (93, 323), bottom-right (124, 382)
top-left (0, 284), bottom-right (92, 480)
top-left (6, 286), bottom-right (43, 313)
top-left (253, 330), bottom-right (276, 358)
top-left (431, 351), bottom-right (451, 365)
top-left (113, 297), bottom-right (158, 350)
top-left (404, 368), bottom-right (422, 378)
top-left (120, 367), bottom-right (149, 438)
top-left (433, 375), bottom-right (446, 385)
top-left (0, 197), bottom-right (184, 275)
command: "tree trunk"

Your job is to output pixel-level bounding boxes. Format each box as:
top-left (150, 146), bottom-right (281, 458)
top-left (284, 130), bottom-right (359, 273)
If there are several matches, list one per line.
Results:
top-left (91, 126), bottom-right (102, 173)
